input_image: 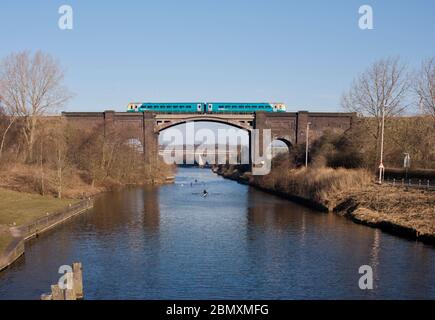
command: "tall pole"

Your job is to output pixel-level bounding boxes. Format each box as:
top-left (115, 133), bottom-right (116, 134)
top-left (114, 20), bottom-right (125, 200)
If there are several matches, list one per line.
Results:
top-left (378, 105), bottom-right (385, 184)
top-left (305, 122), bottom-right (311, 168)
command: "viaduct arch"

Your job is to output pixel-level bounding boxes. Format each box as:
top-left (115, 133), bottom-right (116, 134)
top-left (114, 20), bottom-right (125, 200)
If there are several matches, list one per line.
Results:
top-left (61, 110), bottom-right (356, 165)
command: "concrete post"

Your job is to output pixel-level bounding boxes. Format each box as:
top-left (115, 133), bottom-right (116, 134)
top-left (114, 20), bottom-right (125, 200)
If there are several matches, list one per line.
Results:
top-left (254, 111), bottom-right (267, 157)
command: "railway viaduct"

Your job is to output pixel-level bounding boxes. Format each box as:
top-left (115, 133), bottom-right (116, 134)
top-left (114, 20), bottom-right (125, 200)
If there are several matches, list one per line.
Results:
top-left (61, 110), bottom-right (356, 165)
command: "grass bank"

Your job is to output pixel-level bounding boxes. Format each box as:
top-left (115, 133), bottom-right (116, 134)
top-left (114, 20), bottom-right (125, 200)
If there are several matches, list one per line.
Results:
top-left (0, 188), bottom-right (76, 226)
top-left (0, 227), bottom-right (13, 257)
top-left (216, 164), bottom-right (435, 244)
top-left (0, 188), bottom-right (83, 271)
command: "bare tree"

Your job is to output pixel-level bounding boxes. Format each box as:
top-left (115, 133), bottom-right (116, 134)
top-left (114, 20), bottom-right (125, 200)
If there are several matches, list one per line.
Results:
top-left (341, 57), bottom-right (410, 118)
top-left (0, 106), bottom-right (16, 161)
top-left (415, 57), bottom-right (435, 119)
top-left (0, 51), bottom-right (71, 162)
top-left (341, 57), bottom-right (411, 168)
top-left (0, 83), bottom-right (18, 160)
top-left (46, 117), bottom-right (69, 199)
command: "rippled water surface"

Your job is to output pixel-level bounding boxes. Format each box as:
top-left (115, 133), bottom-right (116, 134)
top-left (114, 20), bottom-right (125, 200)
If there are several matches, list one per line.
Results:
top-left (0, 167), bottom-right (434, 299)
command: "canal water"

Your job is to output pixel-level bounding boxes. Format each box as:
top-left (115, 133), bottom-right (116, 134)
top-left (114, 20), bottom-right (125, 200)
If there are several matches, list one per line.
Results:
top-left (0, 167), bottom-right (434, 299)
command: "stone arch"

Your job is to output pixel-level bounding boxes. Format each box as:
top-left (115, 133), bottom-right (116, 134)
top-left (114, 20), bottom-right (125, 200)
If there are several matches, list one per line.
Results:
top-left (158, 120), bottom-right (251, 166)
top-left (271, 137), bottom-right (293, 159)
top-left (156, 118), bottom-right (251, 133)
top-left (275, 138), bottom-right (292, 150)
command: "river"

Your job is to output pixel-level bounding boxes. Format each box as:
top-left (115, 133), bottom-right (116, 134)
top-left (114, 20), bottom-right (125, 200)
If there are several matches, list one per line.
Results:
top-left (0, 167), bottom-right (434, 299)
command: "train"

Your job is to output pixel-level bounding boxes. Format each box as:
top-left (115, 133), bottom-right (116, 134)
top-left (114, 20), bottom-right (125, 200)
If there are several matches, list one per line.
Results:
top-left (127, 102), bottom-right (286, 113)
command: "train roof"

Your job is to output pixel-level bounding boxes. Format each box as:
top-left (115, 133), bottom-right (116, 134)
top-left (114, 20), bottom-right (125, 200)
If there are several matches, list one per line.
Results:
top-left (135, 102), bottom-right (205, 104)
top-left (205, 102), bottom-right (284, 104)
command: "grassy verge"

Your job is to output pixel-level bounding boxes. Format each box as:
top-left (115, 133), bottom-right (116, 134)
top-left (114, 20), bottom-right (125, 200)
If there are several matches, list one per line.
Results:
top-left (0, 188), bottom-right (77, 226)
top-left (333, 184), bottom-right (435, 239)
top-left (0, 231), bottom-right (13, 256)
top-left (216, 164), bottom-right (435, 243)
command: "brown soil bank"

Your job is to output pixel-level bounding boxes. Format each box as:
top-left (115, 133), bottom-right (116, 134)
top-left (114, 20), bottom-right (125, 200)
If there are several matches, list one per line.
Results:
top-left (215, 165), bottom-right (435, 245)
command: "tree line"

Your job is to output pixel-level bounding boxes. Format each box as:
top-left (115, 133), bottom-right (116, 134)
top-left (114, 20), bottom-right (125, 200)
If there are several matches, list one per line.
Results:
top-left (0, 51), bottom-right (172, 198)
top-left (340, 56), bottom-right (435, 171)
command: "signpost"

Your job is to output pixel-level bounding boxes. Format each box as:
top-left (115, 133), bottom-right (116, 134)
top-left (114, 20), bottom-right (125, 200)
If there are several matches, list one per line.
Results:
top-left (378, 162), bottom-right (385, 184)
top-left (404, 153), bottom-right (411, 180)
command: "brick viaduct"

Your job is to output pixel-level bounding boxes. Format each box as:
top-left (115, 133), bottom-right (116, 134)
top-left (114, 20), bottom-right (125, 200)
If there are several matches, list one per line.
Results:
top-left (61, 110), bottom-right (356, 164)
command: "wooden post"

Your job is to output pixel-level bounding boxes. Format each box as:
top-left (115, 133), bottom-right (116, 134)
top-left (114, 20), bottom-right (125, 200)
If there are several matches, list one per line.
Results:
top-left (73, 262), bottom-right (84, 299)
top-left (51, 284), bottom-right (64, 300)
top-left (42, 262), bottom-right (84, 300)
top-left (64, 272), bottom-right (76, 300)
top-left (65, 289), bottom-right (76, 300)
top-left (41, 293), bottom-right (53, 300)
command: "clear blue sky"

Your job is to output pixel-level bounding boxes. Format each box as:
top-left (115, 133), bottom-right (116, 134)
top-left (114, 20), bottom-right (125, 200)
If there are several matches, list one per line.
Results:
top-left (1, 0), bottom-right (434, 112)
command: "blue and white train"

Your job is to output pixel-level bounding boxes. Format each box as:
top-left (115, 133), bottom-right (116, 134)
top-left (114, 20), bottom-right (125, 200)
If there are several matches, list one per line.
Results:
top-left (127, 102), bottom-right (286, 113)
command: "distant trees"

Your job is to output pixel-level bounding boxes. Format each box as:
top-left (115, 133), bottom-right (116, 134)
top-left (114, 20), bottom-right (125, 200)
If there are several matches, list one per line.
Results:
top-left (0, 50), bottom-right (174, 198)
top-left (341, 56), bottom-right (435, 170)
top-left (341, 57), bottom-right (410, 130)
top-left (415, 57), bottom-right (435, 120)
top-left (0, 51), bottom-right (71, 162)
top-left (341, 57), bottom-right (411, 169)
top-left (0, 103), bottom-right (16, 161)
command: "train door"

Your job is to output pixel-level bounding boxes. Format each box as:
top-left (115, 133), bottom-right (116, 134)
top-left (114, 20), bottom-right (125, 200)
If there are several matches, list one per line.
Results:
top-left (207, 104), bottom-right (213, 113)
top-left (272, 104), bottom-right (277, 112)
top-left (197, 104), bottom-right (202, 113)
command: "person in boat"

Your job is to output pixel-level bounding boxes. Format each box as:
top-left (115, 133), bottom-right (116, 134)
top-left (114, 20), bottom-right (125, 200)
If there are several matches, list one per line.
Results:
top-left (202, 189), bottom-right (208, 197)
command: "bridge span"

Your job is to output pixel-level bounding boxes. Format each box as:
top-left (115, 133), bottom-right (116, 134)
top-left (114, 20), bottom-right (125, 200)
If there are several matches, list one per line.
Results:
top-left (61, 110), bottom-right (356, 165)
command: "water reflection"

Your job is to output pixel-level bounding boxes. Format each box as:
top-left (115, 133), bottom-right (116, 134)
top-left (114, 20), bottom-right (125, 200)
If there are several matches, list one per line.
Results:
top-left (0, 167), bottom-right (434, 300)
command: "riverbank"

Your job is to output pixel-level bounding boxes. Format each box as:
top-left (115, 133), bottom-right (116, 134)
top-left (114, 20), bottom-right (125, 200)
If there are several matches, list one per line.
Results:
top-left (0, 161), bottom-right (176, 199)
top-left (0, 188), bottom-right (93, 271)
top-left (215, 165), bottom-right (435, 245)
